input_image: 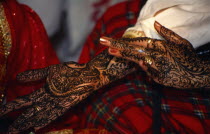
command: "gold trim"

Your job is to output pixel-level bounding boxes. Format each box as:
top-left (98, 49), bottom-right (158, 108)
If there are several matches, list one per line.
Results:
top-left (0, 3), bottom-right (12, 57)
top-left (0, 2), bottom-right (12, 103)
top-left (123, 30), bottom-right (145, 38)
top-left (45, 129), bottom-right (73, 134)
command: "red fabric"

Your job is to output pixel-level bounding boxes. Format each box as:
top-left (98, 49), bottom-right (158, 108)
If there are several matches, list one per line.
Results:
top-left (38, 0), bottom-right (142, 133)
top-left (38, 1), bottom-right (142, 133)
top-left (78, 0), bottom-right (141, 64)
top-left (1, 0), bottom-right (59, 117)
top-left (74, 129), bottom-right (111, 134)
top-left (77, 0), bottom-right (210, 133)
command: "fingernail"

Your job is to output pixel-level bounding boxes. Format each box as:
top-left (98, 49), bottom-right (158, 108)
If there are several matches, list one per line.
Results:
top-left (100, 37), bottom-right (110, 44)
top-left (109, 48), bottom-right (118, 53)
top-left (154, 21), bottom-right (161, 27)
top-left (100, 38), bottom-right (108, 43)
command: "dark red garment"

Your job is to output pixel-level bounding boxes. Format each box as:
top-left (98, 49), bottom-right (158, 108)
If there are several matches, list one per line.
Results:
top-left (0, 0), bottom-right (59, 118)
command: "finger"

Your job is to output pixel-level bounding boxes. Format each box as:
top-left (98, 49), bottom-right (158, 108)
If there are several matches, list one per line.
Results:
top-left (64, 61), bottom-right (86, 70)
top-left (154, 21), bottom-right (188, 44)
top-left (17, 67), bottom-right (49, 82)
top-left (25, 96), bottom-right (75, 131)
top-left (8, 106), bottom-right (38, 133)
top-left (0, 95), bottom-right (32, 117)
top-left (108, 44), bottom-right (160, 65)
top-left (8, 94), bottom-right (61, 132)
top-left (100, 36), bottom-right (145, 50)
top-left (100, 36), bottom-right (166, 55)
top-left (108, 48), bottom-right (145, 64)
top-left (0, 88), bottom-right (45, 117)
top-left (139, 60), bottom-right (148, 72)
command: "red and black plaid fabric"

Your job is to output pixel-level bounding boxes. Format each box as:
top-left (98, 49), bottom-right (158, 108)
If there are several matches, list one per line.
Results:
top-left (77, 0), bottom-right (210, 133)
top-left (78, 0), bottom-right (144, 63)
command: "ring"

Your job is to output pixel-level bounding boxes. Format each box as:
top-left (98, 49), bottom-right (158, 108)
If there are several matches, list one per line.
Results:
top-left (35, 106), bottom-right (41, 112)
top-left (137, 46), bottom-right (145, 53)
top-left (144, 55), bottom-right (153, 65)
top-left (147, 39), bottom-right (152, 44)
top-left (147, 39), bottom-right (153, 48)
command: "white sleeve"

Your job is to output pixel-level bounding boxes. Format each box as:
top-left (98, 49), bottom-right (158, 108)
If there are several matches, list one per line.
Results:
top-left (126, 0), bottom-right (210, 48)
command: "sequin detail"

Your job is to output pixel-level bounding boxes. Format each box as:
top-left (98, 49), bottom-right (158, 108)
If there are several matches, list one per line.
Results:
top-left (0, 2), bottom-right (12, 103)
top-left (0, 3), bottom-right (12, 57)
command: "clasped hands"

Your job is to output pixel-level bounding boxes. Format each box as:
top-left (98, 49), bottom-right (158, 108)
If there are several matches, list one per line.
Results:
top-left (0, 21), bottom-right (208, 133)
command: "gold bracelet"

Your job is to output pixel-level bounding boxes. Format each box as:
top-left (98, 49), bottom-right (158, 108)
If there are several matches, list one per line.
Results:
top-left (122, 30), bottom-right (145, 38)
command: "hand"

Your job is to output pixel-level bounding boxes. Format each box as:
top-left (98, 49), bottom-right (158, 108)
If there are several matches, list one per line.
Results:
top-left (0, 62), bottom-right (90, 132)
top-left (0, 50), bottom-right (135, 133)
top-left (100, 21), bottom-right (210, 89)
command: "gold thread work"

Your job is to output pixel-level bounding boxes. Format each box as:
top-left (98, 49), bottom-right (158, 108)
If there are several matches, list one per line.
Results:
top-left (0, 2), bottom-right (12, 103)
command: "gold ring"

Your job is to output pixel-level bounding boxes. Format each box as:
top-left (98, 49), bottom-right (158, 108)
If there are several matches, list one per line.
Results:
top-left (147, 39), bottom-right (153, 48)
top-left (35, 106), bottom-right (41, 112)
top-left (144, 55), bottom-right (153, 65)
top-left (147, 39), bottom-right (152, 44)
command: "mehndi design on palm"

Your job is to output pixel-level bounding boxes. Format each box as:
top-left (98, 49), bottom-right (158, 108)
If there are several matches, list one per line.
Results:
top-left (0, 50), bottom-right (136, 133)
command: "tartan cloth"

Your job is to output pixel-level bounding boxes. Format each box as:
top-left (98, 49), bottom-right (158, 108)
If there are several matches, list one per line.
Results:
top-left (77, 0), bottom-right (210, 133)
top-left (39, 0), bottom-right (144, 133)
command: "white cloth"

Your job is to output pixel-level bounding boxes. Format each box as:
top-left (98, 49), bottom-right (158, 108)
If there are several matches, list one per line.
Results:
top-left (127, 0), bottom-right (210, 48)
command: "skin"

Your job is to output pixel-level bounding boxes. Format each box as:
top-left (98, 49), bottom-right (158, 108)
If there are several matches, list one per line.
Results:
top-left (0, 50), bottom-right (136, 133)
top-left (1, 21), bottom-right (208, 133)
top-left (101, 21), bottom-right (210, 89)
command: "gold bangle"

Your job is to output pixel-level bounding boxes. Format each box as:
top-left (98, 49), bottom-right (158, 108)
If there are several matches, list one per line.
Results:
top-left (123, 30), bottom-right (145, 38)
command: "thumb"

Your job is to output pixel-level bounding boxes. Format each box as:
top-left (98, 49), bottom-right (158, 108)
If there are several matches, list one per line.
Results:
top-left (154, 21), bottom-right (186, 44)
top-left (17, 67), bottom-right (49, 82)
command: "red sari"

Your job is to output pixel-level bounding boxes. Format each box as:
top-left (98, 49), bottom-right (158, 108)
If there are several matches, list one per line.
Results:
top-left (0, 0), bottom-right (59, 118)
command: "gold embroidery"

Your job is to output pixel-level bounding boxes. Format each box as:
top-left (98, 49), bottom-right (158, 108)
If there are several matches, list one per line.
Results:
top-left (0, 2), bottom-right (12, 103)
top-left (0, 3), bottom-right (12, 57)
top-left (45, 129), bottom-right (73, 134)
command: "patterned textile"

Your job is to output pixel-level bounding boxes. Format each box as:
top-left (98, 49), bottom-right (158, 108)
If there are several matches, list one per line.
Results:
top-left (78, 0), bottom-right (143, 63)
top-left (0, 2), bottom-right (12, 103)
top-left (38, 0), bottom-right (143, 133)
top-left (77, 0), bottom-right (210, 133)
top-left (39, 0), bottom-right (210, 133)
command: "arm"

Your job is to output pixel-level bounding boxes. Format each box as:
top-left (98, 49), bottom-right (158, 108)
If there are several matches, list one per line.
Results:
top-left (0, 49), bottom-right (137, 132)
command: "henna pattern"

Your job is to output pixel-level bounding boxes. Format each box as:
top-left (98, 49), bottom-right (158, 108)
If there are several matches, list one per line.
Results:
top-left (0, 49), bottom-right (136, 132)
top-left (103, 22), bottom-right (210, 89)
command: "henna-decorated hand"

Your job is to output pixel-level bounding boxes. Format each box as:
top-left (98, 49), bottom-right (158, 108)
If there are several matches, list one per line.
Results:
top-left (100, 21), bottom-right (210, 89)
top-left (0, 50), bottom-right (135, 133)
